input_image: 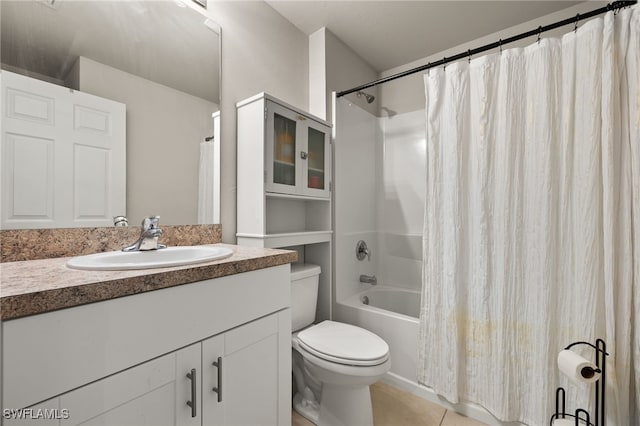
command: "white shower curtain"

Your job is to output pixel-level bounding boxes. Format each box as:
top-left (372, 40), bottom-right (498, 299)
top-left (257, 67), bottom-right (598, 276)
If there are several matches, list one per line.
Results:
top-left (198, 141), bottom-right (215, 224)
top-left (419, 6), bottom-right (639, 425)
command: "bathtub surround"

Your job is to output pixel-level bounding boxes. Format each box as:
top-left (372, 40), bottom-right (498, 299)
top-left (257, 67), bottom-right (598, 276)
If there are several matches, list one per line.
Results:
top-left (333, 100), bottom-right (426, 301)
top-left (420, 7), bottom-right (639, 424)
top-left (0, 224), bottom-right (222, 262)
top-left (332, 98), bottom-right (429, 398)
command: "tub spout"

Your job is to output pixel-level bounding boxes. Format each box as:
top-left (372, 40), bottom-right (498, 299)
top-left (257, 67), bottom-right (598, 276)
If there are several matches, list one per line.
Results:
top-left (360, 274), bottom-right (377, 285)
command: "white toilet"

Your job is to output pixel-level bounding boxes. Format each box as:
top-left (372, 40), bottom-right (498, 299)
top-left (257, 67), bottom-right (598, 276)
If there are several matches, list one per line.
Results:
top-left (291, 263), bottom-right (390, 426)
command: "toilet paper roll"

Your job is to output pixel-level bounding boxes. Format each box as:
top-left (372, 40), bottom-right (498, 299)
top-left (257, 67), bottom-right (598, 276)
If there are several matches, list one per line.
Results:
top-left (552, 419), bottom-right (574, 426)
top-left (557, 349), bottom-right (600, 384)
top-left (552, 419), bottom-right (579, 426)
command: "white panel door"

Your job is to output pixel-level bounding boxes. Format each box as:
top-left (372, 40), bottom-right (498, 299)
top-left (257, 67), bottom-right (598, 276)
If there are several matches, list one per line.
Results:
top-left (1, 70), bottom-right (125, 229)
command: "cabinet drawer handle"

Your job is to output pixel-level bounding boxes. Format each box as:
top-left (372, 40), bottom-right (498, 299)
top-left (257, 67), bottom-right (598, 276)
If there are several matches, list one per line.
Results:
top-left (212, 357), bottom-right (222, 402)
top-left (186, 368), bottom-right (197, 418)
top-left (300, 151), bottom-right (308, 160)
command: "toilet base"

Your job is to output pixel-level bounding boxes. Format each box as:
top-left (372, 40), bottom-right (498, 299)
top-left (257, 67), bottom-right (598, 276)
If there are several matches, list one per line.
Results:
top-left (293, 391), bottom-right (320, 425)
top-left (293, 384), bottom-right (374, 426)
top-left (317, 383), bottom-right (373, 426)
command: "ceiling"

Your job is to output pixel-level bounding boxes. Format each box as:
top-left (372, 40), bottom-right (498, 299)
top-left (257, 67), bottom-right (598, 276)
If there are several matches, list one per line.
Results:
top-left (267, 1), bottom-right (583, 72)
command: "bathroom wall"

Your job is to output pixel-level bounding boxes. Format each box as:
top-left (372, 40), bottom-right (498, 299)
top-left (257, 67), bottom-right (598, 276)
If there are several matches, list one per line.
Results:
top-left (308, 27), bottom-right (379, 122)
top-left (69, 57), bottom-right (218, 225)
top-left (379, 1), bottom-right (608, 115)
top-left (325, 29), bottom-right (379, 121)
top-left (207, 1), bottom-right (309, 243)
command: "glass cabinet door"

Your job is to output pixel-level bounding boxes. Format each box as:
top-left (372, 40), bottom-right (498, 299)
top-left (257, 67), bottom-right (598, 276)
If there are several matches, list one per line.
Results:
top-left (273, 113), bottom-right (296, 187)
top-left (265, 99), bottom-right (330, 198)
top-left (307, 127), bottom-right (326, 190)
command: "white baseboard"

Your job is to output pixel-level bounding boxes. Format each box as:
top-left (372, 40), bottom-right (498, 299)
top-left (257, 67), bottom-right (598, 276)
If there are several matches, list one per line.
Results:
top-left (380, 372), bottom-right (525, 426)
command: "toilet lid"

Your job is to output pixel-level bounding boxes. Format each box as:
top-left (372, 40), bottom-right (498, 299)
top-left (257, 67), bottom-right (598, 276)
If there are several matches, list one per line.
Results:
top-left (296, 321), bottom-right (389, 366)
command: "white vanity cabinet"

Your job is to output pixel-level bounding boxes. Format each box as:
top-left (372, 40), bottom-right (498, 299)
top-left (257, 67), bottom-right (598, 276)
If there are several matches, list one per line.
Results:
top-left (1, 265), bottom-right (291, 426)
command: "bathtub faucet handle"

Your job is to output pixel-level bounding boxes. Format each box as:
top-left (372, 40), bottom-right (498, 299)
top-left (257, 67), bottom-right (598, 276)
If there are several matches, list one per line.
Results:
top-left (356, 240), bottom-right (371, 261)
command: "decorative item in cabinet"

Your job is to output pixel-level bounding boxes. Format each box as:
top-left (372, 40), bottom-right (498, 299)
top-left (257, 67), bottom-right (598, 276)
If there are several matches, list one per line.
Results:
top-left (307, 127), bottom-right (326, 190)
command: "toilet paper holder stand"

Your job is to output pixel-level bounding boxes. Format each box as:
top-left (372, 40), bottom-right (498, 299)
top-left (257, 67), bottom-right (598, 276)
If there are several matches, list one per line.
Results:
top-left (550, 338), bottom-right (608, 426)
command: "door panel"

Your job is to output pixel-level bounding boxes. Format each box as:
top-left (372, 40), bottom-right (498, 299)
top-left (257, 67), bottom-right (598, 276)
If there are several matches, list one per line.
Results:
top-left (1, 71), bottom-right (125, 228)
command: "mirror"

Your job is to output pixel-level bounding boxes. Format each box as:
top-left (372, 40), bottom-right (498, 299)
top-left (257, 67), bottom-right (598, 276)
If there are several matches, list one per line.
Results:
top-left (1, 0), bottom-right (220, 228)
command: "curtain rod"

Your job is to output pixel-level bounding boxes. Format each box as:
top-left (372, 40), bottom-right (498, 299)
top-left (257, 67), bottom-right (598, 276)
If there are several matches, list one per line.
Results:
top-left (336, 0), bottom-right (637, 98)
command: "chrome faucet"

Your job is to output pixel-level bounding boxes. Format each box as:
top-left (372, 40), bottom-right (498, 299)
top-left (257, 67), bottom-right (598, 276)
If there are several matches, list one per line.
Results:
top-left (359, 274), bottom-right (377, 285)
top-left (122, 216), bottom-right (166, 252)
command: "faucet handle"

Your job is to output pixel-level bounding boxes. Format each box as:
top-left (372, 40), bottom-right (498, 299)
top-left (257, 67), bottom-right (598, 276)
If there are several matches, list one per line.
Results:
top-left (356, 240), bottom-right (371, 261)
top-left (141, 216), bottom-right (161, 230)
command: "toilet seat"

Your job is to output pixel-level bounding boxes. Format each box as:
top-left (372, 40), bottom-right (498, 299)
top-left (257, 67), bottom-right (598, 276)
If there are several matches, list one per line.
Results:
top-left (296, 321), bottom-right (389, 366)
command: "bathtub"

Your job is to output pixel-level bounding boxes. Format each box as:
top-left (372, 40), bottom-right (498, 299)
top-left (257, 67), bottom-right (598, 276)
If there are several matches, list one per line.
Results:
top-left (335, 286), bottom-right (508, 426)
top-left (336, 287), bottom-right (420, 382)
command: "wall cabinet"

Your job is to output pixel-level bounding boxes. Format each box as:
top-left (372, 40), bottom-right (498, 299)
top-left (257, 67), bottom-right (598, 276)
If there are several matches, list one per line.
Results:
top-left (2, 266), bottom-right (291, 426)
top-left (265, 100), bottom-right (330, 198)
top-left (237, 93), bottom-right (333, 322)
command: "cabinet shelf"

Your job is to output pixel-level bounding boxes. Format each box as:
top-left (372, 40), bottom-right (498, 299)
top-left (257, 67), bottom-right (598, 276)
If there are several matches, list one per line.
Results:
top-left (266, 191), bottom-right (330, 201)
top-left (237, 231), bottom-right (333, 248)
top-left (274, 159), bottom-right (295, 167)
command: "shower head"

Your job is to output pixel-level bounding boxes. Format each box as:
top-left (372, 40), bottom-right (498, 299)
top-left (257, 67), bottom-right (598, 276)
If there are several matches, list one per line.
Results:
top-left (357, 91), bottom-right (375, 104)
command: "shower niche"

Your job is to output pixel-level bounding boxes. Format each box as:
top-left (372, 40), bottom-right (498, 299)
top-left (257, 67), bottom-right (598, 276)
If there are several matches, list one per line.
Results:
top-left (237, 93), bottom-right (332, 321)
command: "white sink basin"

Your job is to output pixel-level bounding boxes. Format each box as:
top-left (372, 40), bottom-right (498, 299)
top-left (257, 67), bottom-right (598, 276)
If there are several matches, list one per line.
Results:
top-left (66, 246), bottom-right (233, 271)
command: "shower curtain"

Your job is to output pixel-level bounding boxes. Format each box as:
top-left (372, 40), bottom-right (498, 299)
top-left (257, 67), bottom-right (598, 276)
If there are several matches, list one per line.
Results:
top-left (198, 141), bottom-right (215, 224)
top-left (418, 6), bottom-right (639, 425)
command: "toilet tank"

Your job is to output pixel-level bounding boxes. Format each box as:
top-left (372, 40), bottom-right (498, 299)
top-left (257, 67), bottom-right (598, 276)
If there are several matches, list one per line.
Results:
top-left (291, 263), bottom-right (321, 332)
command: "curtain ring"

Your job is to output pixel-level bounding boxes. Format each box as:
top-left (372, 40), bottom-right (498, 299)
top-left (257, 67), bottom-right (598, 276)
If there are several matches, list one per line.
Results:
top-left (468, 49), bottom-right (471, 63)
top-left (499, 39), bottom-right (503, 55)
top-left (426, 62), bottom-right (431, 76)
top-left (574, 13), bottom-right (580, 32)
top-left (537, 26), bottom-right (542, 44)
top-left (443, 57), bottom-right (446, 71)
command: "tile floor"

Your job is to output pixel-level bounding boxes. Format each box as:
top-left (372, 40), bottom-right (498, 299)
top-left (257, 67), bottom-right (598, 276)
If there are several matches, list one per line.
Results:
top-left (292, 382), bottom-right (488, 426)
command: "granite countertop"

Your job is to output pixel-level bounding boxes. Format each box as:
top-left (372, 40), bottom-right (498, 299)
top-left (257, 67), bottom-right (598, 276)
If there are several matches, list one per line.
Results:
top-left (0, 244), bottom-right (297, 320)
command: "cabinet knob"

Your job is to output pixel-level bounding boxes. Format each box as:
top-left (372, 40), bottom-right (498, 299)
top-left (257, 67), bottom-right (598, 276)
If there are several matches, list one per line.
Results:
top-left (300, 151), bottom-right (308, 160)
